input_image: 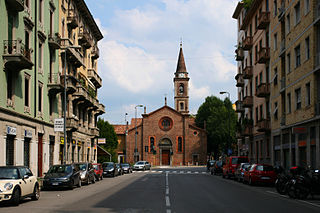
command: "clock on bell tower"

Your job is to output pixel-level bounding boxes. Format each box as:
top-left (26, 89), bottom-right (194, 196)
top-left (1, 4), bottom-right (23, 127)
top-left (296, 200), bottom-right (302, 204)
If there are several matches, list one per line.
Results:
top-left (174, 43), bottom-right (189, 115)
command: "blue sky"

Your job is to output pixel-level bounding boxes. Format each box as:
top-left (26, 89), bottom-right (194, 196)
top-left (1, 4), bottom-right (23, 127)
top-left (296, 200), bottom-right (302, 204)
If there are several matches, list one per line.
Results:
top-left (85, 0), bottom-right (239, 124)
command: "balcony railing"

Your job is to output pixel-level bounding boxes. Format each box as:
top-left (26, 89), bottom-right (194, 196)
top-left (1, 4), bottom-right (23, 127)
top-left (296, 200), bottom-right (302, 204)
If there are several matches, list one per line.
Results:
top-left (60, 38), bottom-right (84, 67)
top-left (257, 12), bottom-right (270, 29)
top-left (66, 116), bottom-right (79, 132)
top-left (256, 83), bottom-right (270, 97)
top-left (242, 36), bottom-right (253, 50)
top-left (243, 66), bottom-right (253, 79)
top-left (235, 48), bottom-right (244, 61)
top-left (257, 47), bottom-right (270, 63)
top-left (88, 68), bottom-right (102, 88)
top-left (256, 119), bottom-right (270, 132)
top-left (48, 33), bottom-right (61, 50)
top-left (67, 9), bottom-right (78, 29)
top-left (96, 103), bottom-right (105, 115)
top-left (48, 73), bottom-right (64, 96)
top-left (78, 27), bottom-right (93, 48)
top-left (3, 39), bottom-right (33, 71)
top-left (235, 101), bottom-right (244, 113)
top-left (280, 77), bottom-right (286, 92)
top-left (235, 73), bottom-right (244, 87)
top-left (5, 0), bottom-right (24, 12)
top-left (91, 45), bottom-right (100, 59)
top-left (89, 127), bottom-right (99, 137)
top-left (243, 96), bottom-right (253, 108)
top-left (60, 74), bottom-right (77, 94)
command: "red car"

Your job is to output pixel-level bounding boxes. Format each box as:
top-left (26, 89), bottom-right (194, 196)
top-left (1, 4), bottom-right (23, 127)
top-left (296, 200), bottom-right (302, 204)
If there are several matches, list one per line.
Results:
top-left (92, 163), bottom-right (103, 181)
top-left (222, 156), bottom-right (249, 179)
top-left (243, 164), bottom-right (276, 185)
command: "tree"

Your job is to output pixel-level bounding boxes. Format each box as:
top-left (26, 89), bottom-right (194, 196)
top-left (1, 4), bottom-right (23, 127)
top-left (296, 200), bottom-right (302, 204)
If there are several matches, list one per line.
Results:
top-left (195, 96), bottom-right (237, 159)
top-left (97, 118), bottom-right (118, 162)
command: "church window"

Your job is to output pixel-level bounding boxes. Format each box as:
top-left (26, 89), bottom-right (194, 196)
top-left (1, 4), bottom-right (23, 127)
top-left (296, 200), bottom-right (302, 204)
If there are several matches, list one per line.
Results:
top-left (180, 102), bottom-right (184, 111)
top-left (193, 131), bottom-right (198, 136)
top-left (179, 83), bottom-right (184, 93)
top-left (159, 117), bottom-right (173, 131)
top-left (149, 137), bottom-right (155, 152)
top-left (177, 137), bottom-right (183, 152)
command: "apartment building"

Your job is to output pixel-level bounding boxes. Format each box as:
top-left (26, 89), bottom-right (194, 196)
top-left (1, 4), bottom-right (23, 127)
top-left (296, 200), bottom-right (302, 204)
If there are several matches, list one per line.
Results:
top-left (270, 0), bottom-right (320, 169)
top-left (0, 0), bottom-right (104, 177)
top-left (233, 0), bottom-right (272, 164)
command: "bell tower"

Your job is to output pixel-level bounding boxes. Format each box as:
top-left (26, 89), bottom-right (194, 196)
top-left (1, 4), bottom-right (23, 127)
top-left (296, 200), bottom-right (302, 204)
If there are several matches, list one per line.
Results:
top-left (174, 43), bottom-right (189, 114)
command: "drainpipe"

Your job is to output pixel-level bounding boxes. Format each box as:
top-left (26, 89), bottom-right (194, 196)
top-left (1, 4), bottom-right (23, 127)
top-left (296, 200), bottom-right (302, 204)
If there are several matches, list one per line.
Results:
top-left (34, 0), bottom-right (37, 118)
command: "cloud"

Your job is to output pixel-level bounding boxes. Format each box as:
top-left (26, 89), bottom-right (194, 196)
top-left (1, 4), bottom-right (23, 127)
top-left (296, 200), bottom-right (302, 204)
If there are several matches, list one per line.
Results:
top-left (189, 80), bottom-right (210, 100)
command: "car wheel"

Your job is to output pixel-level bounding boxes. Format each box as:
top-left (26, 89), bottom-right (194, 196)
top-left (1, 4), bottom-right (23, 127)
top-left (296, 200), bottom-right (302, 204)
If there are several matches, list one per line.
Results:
top-left (31, 184), bottom-right (40, 200)
top-left (11, 188), bottom-right (20, 206)
top-left (143, 167), bottom-right (146, 171)
top-left (77, 178), bottom-right (81, 187)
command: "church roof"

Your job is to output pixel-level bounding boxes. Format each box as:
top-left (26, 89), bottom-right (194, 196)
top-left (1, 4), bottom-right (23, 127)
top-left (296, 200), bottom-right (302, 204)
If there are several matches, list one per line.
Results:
top-left (142, 105), bottom-right (183, 118)
top-left (175, 44), bottom-right (187, 73)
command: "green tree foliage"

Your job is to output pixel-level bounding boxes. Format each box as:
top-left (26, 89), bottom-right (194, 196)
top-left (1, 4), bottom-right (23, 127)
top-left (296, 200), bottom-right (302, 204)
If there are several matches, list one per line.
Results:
top-left (195, 96), bottom-right (237, 158)
top-left (243, 0), bottom-right (254, 9)
top-left (97, 118), bottom-right (118, 162)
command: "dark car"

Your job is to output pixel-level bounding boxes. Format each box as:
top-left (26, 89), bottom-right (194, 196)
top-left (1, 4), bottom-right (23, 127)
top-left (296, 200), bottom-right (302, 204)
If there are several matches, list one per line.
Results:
top-left (211, 160), bottom-right (223, 175)
top-left (234, 163), bottom-right (251, 182)
top-left (74, 163), bottom-right (95, 185)
top-left (116, 163), bottom-right (123, 176)
top-left (102, 162), bottom-right (118, 177)
top-left (92, 163), bottom-right (103, 181)
top-left (121, 163), bottom-right (132, 174)
top-left (43, 164), bottom-right (81, 190)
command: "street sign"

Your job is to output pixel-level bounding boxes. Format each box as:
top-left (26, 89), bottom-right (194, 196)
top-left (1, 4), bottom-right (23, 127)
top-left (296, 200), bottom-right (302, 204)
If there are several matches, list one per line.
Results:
top-left (54, 118), bottom-right (64, 132)
top-left (98, 138), bottom-right (106, 144)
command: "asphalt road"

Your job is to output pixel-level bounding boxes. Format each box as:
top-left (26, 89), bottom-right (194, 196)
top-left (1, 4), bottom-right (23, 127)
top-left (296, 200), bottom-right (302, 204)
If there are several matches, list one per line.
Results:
top-left (1, 167), bottom-right (320, 213)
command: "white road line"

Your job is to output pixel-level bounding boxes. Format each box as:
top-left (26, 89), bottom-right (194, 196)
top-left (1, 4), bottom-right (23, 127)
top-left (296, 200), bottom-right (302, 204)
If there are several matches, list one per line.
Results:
top-left (151, 170), bottom-right (156, 173)
top-left (195, 171), bottom-right (199, 174)
top-left (202, 172), bottom-right (206, 174)
top-left (166, 188), bottom-right (169, 195)
top-left (187, 171), bottom-right (191, 173)
top-left (266, 191), bottom-right (320, 208)
top-left (166, 196), bottom-right (170, 207)
top-left (299, 200), bottom-right (320, 208)
top-left (173, 171), bottom-right (177, 173)
top-left (180, 171), bottom-right (184, 173)
top-left (166, 209), bottom-right (171, 213)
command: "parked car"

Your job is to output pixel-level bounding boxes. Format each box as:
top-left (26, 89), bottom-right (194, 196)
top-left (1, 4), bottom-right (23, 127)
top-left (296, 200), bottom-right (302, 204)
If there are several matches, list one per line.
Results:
top-left (222, 156), bottom-right (249, 179)
top-left (211, 160), bottom-right (223, 175)
top-left (74, 163), bottom-right (95, 185)
top-left (121, 163), bottom-right (133, 174)
top-left (0, 166), bottom-right (40, 206)
top-left (234, 163), bottom-right (251, 182)
top-left (102, 162), bottom-right (118, 177)
top-left (43, 164), bottom-right (81, 190)
top-left (92, 163), bottom-right (103, 181)
top-left (243, 164), bottom-right (276, 185)
top-left (116, 163), bottom-right (123, 176)
top-left (133, 161), bottom-right (151, 170)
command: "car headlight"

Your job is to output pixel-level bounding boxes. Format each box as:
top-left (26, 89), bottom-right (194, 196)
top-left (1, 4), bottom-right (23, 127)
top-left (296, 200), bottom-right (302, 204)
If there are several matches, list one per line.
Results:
top-left (80, 173), bottom-right (86, 179)
top-left (4, 183), bottom-right (13, 191)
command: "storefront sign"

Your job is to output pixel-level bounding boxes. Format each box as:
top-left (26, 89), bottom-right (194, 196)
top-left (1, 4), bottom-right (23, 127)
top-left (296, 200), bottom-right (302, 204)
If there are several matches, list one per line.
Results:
top-left (7, 126), bottom-right (16, 136)
top-left (98, 138), bottom-right (106, 144)
top-left (60, 136), bottom-right (64, 145)
top-left (298, 141), bottom-right (306, 147)
top-left (292, 127), bottom-right (307, 134)
top-left (24, 130), bottom-right (32, 138)
top-left (54, 118), bottom-right (64, 132)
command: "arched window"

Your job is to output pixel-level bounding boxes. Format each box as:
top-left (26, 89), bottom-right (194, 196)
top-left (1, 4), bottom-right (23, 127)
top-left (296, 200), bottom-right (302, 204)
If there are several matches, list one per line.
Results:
top-left (178, 137), bottom-right (182, 152)
top-left (179, 83), bottom-right (184, 93)
top-left (180, 102), bottom-right (184, 111)
top-left (150, 137), bottom-right (155, 151)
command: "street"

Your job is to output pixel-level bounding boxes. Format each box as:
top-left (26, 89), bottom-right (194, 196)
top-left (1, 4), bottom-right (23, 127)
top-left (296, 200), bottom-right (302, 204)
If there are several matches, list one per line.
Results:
top-left (1, 167), bottom-right (320, 213)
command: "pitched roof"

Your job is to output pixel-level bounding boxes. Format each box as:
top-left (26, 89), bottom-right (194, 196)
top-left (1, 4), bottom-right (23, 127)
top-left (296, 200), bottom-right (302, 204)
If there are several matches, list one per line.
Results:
top-left (175, 44), bottom-right (187, 73)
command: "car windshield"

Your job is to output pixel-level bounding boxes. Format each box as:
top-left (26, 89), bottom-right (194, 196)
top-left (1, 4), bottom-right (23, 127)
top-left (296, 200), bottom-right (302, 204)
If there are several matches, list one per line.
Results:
top-left (256, 165), bottom-right (274, 171)
top-left (48, 165), bottom-right (72, 174)
top-left (77, 164), bottom-right (87, 171)
top-left (136, 162), bottom-right (144, 165)
top-left (102, 163), bottom-right (114, 168)
top-left (0, 168), bottom-right (19, 179)
top-left (93, 165), bottom-right (99, 170)
top-left (242, 164), bottom-right (251, 169)
top-left (121, 164), bottom-right (129, 167)
top-left (231, 158), bottom-right (249, 164)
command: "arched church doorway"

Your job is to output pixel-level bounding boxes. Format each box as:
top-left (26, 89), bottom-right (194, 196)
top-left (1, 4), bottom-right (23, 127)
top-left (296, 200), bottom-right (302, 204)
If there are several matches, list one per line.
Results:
top-left (159, 138), bottom-right (172, 166)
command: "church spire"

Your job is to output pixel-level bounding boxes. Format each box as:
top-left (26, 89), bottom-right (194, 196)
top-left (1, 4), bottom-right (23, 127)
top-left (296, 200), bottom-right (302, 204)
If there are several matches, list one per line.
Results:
top-left (175, 43), bottom-right (187, 73)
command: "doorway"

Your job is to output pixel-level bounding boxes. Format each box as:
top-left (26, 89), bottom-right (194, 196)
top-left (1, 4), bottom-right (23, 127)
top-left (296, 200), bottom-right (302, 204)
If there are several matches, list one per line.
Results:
top-left (162, 150), bottom-right (170, 165)
top-left (38, 134), bottom-right (43, 177)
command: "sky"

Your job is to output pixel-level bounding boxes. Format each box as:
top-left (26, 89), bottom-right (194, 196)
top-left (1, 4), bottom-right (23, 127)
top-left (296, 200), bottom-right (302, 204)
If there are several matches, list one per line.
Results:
top-left (85, 0), bottom-right (239, 124)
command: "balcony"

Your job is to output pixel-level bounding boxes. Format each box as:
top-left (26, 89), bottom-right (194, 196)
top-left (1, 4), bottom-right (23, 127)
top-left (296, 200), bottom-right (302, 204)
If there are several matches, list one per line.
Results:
top-left (243, 96), bottom-right (253, 108)
top-left (280, 77), bottom-right (286, 93)
top-left (3, 39), bottom-right (33, 71)
top-left (235, 101), bottom-right (244, 113)
top-left (243, 66), bottom-right (253, 79)
top-left (96, 103), bottom-right (105, 115)
top-left (257, 12), bottom-right (270, 29)
top-left (67, 9), bottom-right (78, 29)
top-left (235, 48), bottom-right (244, 61)
top-left (235, 73), bottom-right (244, 87)
top-left (73, 85), bottom-right (89, 103)
top-left (78, 27), bottom-right (93, 48)
top-left (256, 83), bottom-right (270, 97)
top-left (60, 38), bottom-right (84, 67)
top-left (60, 75), bottom-right (77, 94)
top-left (242, 125), bottom-right (253, 137)
top-left (5, 0), bottom-right (24, 12)
top-left (66, 116), bottom-right (79, 132)
top-left (48, 33), bottom-right (61, 50)
top-left (256, 119), bottom-right (270, 132)
top-left (91, 45), bottom-right (100, 59)
top-left (88, 68), bottom-right (102, 88)
top-left (257, 47), bottom-right (270, 63)
top-left (242, 36), bottom-right (253, 50)
top-left (48, 73), bottom-right (64, 96)
top-left (89, 127), bottom-right (99, 137)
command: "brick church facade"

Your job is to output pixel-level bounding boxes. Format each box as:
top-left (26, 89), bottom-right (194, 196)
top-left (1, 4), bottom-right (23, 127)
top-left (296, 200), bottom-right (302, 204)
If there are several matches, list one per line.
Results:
top-left (113, 45), bottom-right (207, 166)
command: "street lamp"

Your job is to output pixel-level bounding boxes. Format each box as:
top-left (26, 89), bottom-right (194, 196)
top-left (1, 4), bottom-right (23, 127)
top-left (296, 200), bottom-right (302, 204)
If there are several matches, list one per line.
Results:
top-left (124, 112), bottom-right (128, 162)
top-left (134, 105), bottom-right (143, 162)
top-left (63, 45), bottom-right (81, 165)
top-left (220, 91), bottom-right (231, 156)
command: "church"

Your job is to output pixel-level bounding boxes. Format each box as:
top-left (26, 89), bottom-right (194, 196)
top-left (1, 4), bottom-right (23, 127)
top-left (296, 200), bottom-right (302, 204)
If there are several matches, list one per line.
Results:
top-left (113, 44), bottom-right (207, 166)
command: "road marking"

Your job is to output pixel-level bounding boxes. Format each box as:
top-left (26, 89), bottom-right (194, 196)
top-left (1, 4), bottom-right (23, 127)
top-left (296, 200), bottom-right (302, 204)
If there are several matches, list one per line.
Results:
top-left (187, 171), bottom-right (191, 173)
top-left (166, 188), bottom-right (169, 195)
top-left (151, 170), bottom-right (157, 173)
top-left (202, 172), bottom-right (206, 174)
top-left (266, 191), bottom-right (320, 208)
top-left (166, 209), bottom-right (171, 213)
top-left (166, 196), bottom-right (171, 207)
top-left (195, 171), bottom-right (199, 174)
top-left (173, 171), bottom-right (177, 173)
top-left (180, 171), bottom-right (184, 173)
top-left (299, 200), bottom-right (320, 208)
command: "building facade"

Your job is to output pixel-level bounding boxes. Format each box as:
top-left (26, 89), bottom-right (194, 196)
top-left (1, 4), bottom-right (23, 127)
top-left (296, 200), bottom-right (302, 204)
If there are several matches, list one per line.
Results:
top-left (0, 0), bottom-right (104, 177)
top-left (233, 0), bottom-right (320, 169)
top-left (113, 45), bottom-right (207, 166)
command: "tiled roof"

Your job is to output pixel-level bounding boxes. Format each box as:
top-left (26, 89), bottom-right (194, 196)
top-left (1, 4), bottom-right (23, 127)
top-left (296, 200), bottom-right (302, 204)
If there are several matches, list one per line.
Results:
top-left (113, 125), bottom-right (126, 134)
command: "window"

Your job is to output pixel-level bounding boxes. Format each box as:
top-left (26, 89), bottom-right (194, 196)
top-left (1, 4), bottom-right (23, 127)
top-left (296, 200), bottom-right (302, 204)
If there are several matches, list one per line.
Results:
top-left (255, 45), bottom-right (258, 63)
top-left (255, 107), bottom-right (258, 123)
top-left (255, 15), bottom-right (258, 32)
top-left (294, 2), bottom-right (300, 25)
top-left (7, 71), bottom-right (13, 101)
top-left (39, 0), bottom-right (43, 24)
top-left (274, 102), bottom-right (278, 119)
top-left (287, 53), bottom-right (291, 73)
top-left (179, 83), bottom-right (184, 94)
top-left (24, 139), bottom-right (30, 167)
top-left (49, 96), bottom-right (54, 116)
top-left (38, 42), bottom-right (43, 73)
top-left (255, 76), bottom-right (258, 92)
top-left (306, 83), bottom-right (310, 106)
top-left (149, 137), bottom-right (155, 152)
top-left (274, 0), bottom-right (277, 16)
top-left (295, 45), bottom-right (301, 67)
top-left (24, 74), bottom-right (30, 107)
top-left (259, 72), bottom-right (263, 84)
top-left (260, 105), bottom-right (263, 120)
top-left (159, 117), bottom-right (173, 131)
top-left (274, 33), bottom-right (278, 50)
top-left (295, 88), bottom-right (301, 110)
top-left (180, 102), bottom-right (184, 111)
top-left (305, 37), bottom-right (310, 60)
top-left (273, 67), bottom-right (278, 85)
top-left (304, 0), bottom-right (310, 15)
top-left (287, 93), bottom-right (291, 113)
top-left (286, 14), bottom-right (290, 34)
top-left (38, 82), bottom-right (43, 113)
top-left (177, 137), bottom-right (183, 152)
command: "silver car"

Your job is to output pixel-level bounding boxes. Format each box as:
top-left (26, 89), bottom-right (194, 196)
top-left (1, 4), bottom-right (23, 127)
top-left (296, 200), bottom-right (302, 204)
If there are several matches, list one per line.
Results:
top-left (133, 161), bottom-right (151, 171)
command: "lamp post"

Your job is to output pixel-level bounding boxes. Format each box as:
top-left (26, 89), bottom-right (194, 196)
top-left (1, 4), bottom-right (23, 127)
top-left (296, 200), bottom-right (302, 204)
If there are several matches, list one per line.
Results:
top-left (63, 46), bottom-right (81, 165)
top-left (124, 112), bottom-right (128, 162)
top-left (134, 105), bottom-right (143, 162)
top-left (220, 91), bottom-right (231, 156)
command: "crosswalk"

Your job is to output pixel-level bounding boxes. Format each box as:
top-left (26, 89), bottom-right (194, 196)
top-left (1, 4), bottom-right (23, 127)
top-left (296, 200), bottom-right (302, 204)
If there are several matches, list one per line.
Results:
top-left (132, 170), bottom-right (208, 174)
